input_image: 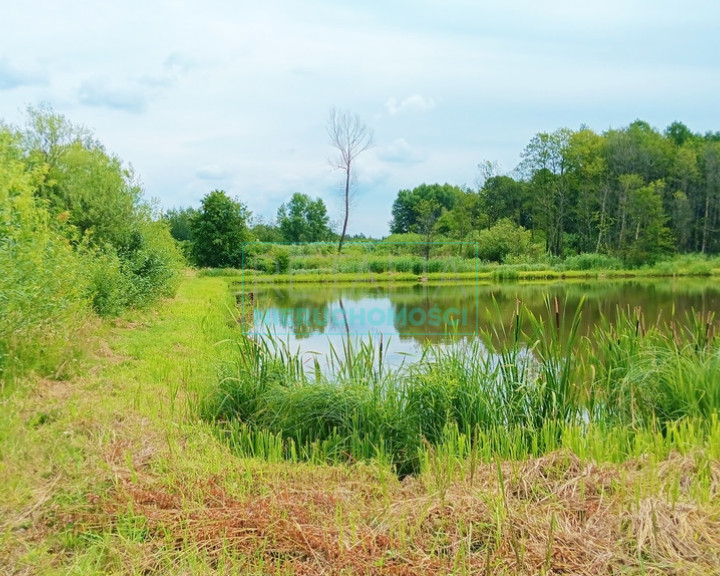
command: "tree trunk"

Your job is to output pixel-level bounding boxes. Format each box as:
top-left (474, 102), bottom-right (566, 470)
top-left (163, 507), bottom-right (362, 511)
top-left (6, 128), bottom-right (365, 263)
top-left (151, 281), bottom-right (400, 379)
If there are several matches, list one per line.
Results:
top-left (338, 164), bottom-right (350, 254)
top-left (596, 185), bottom-right (609, 252)
top-left (702, 189), bottom-right (710, 254)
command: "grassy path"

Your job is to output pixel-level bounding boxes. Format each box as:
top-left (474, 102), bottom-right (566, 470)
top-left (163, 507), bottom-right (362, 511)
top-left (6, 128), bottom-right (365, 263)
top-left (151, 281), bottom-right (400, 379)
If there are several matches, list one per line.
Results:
top-left (1, 274), bottom-right (719, 575)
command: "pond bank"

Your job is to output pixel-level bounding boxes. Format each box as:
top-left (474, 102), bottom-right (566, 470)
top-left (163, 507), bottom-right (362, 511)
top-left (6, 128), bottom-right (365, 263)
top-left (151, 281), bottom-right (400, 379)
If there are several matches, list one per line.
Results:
top-left (2, 273), bottom-right (719, 575)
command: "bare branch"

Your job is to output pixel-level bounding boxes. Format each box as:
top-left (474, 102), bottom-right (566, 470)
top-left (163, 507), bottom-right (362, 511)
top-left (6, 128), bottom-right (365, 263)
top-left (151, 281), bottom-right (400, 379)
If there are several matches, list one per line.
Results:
top-left (326, 108), bottom-right (373, 253)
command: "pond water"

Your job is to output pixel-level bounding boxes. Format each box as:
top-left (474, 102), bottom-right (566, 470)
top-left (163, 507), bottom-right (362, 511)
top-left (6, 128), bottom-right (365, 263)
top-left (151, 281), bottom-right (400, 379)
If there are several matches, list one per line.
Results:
top-left (241, 278), bottom-right (720, 369)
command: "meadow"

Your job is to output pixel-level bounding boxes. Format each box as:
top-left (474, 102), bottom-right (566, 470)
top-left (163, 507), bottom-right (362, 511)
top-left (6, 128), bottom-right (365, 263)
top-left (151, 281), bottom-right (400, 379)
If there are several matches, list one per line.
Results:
top-left (2, 272), bottom-right (719, 575)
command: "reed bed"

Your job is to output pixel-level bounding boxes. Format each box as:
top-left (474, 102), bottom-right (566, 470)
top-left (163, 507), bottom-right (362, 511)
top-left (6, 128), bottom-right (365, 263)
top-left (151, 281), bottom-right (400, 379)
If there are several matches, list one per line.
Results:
top-left (204, 299), bottom-right (720, 477)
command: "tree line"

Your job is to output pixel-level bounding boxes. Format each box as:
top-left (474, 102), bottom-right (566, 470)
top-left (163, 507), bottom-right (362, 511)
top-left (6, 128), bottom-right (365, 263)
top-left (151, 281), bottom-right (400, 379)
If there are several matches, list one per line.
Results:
top-left (390, 120), bottom-right (720, 264)
top-left (173, 119), bottom-right (720, 268)
top-left (165, 190), bottom-right (339, 268)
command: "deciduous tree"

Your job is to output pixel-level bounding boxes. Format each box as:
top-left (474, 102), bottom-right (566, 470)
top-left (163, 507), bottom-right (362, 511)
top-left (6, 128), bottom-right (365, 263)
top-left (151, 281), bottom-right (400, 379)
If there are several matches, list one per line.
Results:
top-left (190, 190), bottom-right (251, 268)
top-left (327, 108), bottom-right (373, 253)
top-left (277, 192), bottom-right (333, 243)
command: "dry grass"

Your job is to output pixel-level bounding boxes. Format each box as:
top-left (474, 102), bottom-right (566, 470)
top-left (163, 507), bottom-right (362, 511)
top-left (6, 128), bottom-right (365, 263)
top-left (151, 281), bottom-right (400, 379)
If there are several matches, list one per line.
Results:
top-left (52, 446), bottom-right (720, 575)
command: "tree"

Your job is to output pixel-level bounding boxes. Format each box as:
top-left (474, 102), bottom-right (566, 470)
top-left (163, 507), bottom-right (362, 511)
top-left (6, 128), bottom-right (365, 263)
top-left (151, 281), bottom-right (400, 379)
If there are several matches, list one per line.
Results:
top-left (389, 183), bottom-right (464, 234)
top-left (623, 180), bottom-right (673, 264)
top-left (21, 106), bottom-right (140, 248)
top-left (19, 106), bottom-right (182, 312)
top-left (563, 128), bottom-right (608, 253)
top-left (480, 175), bottom-right (531, 228)
top-left (665, 121), bottom-right (697, 147)
top-left (250, 217), bottom-right (284, 243)
top-left (327, 108), bottom-right (373, 253)
top-left (277, 193), bottom-right (333, 243)
top-left (669, 144), bottom-right (700, 251)
top-left (435, 189), bottom-right (485, 246)
top-left (518, 129), bottom-right (573, 256)
top-left (163, 207), bottom-right (197, 243)
top-left (700, 142), bottom-right (720, 253)
top-left (190, 190), bottom-right (251, 268)
top-left (415, 198), bottom-right (441, 260)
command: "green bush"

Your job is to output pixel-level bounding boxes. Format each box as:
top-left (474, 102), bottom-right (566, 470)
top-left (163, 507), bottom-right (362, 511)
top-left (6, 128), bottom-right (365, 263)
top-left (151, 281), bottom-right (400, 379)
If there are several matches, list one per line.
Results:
top-left (119, 221), bottom-right (184, 307)
top-left (474, 219), bottom-right (536, 263)
top-left (0, 163), bottom-right (90, 381)
top-left (84, 246), bottom-right (132, 316)
top-left (0, 111), bottom-right (184, 383)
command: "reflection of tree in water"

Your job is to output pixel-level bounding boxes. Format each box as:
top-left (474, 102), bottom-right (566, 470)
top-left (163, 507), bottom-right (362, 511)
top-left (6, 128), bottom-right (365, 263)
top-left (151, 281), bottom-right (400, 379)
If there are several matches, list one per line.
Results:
top-left (255, 293), bottom-right (332, 339)
top-left (254, 280), bottom-right (720, 346)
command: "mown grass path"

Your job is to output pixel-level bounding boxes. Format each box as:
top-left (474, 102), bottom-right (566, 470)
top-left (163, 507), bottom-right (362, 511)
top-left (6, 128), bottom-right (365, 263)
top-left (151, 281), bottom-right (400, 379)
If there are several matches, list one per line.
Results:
top-left (1, 274), bottom-right (718, 575)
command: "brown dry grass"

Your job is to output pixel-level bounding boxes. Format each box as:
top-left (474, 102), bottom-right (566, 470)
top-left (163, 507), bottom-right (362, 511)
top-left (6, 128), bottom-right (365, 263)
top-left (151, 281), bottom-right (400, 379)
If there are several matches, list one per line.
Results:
top-left (52, 445), bottom-right (720, 576)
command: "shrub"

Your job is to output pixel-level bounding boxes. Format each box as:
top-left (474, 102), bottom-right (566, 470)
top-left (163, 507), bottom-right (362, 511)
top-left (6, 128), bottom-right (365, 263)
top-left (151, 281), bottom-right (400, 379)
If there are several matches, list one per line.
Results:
top-left (474, 219), bottom-right (535, 263)
top-left (562, 253), bottom-right (624, 271)
top-left (119, 220), bottom-right (184, 307)
top-left (0, 151), bottom-right (90, 380)
top-left (84, 245), bottom-right (132, 316)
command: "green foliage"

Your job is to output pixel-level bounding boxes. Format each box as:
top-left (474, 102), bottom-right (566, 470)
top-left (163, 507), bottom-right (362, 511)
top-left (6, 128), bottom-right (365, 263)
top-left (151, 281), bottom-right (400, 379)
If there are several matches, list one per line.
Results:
top-left (163, 206), bottom-right (196, 242)
top-left (561, 253), bottom-right (624, 271)
top-left (119, 220), bottom-right (184, 307)
top-left (250, 218), bottom-right (284, 242)
top-left (389, 183), bottom-right (464, 234)
top-left (0, 108), bottom-right (183, 382)
top-left (480, 175), bottom-right (532, 228)
top-left (190, 189), bottom-right (251, 268)
top-left (0, 128), bottom-right (90, 381)
top-left (84, 245), bottom-right (132, 317)
top-left (277, 193), bottom-right (333, 243)
top-left (474, 218), bottom-right (537, 262)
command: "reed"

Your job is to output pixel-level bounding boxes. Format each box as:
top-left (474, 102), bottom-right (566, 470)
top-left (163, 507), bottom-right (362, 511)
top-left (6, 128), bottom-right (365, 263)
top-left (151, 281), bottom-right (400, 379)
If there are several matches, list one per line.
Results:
top-left (203, 298), bottom-right (720, 475)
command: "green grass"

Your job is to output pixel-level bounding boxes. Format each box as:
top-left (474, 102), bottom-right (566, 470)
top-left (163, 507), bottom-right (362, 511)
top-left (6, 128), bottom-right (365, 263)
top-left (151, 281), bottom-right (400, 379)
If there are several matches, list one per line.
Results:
top-left (2, 273), bottom-right (720, 575)
top-left (220, 252), bottom-right (720, 286)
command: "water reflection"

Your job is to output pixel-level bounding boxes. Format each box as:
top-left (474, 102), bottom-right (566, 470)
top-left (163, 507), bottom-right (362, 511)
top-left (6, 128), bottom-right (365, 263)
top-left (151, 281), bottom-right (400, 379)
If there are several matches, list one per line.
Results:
top-left (244, 279), bottom-right (720, 367)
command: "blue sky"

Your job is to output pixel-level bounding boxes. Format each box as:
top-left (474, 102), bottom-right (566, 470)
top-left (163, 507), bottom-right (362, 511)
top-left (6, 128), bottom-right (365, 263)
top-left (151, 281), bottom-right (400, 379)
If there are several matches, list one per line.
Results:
top-left (2, 0), bottom-right (719, 237)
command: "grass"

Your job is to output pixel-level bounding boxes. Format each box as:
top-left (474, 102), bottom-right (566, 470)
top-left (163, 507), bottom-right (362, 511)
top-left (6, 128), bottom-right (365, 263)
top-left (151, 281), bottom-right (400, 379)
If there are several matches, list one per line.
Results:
top-left (206, 295), bottom-right (720, 474)
top-left (1, 273), bottom-right (719, 575)
top-left (224, 252), bottom-right (720, 286)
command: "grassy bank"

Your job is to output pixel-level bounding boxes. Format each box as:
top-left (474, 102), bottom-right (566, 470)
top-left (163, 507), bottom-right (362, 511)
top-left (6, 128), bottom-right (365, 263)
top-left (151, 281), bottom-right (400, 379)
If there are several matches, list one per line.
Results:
top-left (2, 274), bottom-right (719, 575)
top-left (212, 252), bottom-right (720, 285)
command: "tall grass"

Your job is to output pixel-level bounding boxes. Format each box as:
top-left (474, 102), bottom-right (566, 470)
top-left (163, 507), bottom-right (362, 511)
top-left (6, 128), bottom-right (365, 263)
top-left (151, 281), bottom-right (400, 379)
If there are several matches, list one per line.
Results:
top-left (203, 299), bottom-right (720, 475)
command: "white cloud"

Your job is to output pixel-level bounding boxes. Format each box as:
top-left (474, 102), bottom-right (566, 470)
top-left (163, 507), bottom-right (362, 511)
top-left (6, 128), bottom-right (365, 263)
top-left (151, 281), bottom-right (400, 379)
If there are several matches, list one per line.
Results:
top-left (376, 138), bottom-right (426, 165)
top-left (385, 95), bottom-right (437, 115)
top-left (195, 164), bottom-right (231, 180)
top-left (78, 79), bottom-right (148, 113)
top-left (0, 57), bottom-right (47, 90)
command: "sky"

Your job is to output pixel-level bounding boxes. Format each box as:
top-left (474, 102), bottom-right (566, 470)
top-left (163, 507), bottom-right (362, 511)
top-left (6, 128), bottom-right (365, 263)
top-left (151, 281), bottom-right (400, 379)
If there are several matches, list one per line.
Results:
top-left (2, 0), bottom-right (719, 237)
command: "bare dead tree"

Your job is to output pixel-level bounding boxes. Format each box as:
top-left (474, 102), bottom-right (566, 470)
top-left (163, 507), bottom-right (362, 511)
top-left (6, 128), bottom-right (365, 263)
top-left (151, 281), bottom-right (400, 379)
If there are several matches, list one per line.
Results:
top-left (327, 108), bottom-right (373, 253)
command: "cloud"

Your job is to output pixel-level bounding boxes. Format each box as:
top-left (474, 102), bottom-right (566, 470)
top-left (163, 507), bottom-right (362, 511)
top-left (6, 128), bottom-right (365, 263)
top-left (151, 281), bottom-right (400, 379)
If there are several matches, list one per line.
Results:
top-left (376, 138), bottom-right (425, 165)
top-left (0, 58), bottom-right (46, 90)
top-left (195, 164), bottom-right (231, 180)
top-left (78, 79), bottom-right (148, 113)
top-left (79, 54), bottom-right (196, 112)
top-left (164, 52), bottom-right (195, 74)
top-left (139, 52), bottom-right (196, 88)
top-left (385, 94), bottom-right (437, 115)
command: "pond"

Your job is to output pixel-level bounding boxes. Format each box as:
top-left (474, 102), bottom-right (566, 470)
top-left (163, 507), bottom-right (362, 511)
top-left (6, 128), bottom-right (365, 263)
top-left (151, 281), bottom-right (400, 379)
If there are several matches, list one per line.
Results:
top-left (241, 278), bottom-right (720, 369)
